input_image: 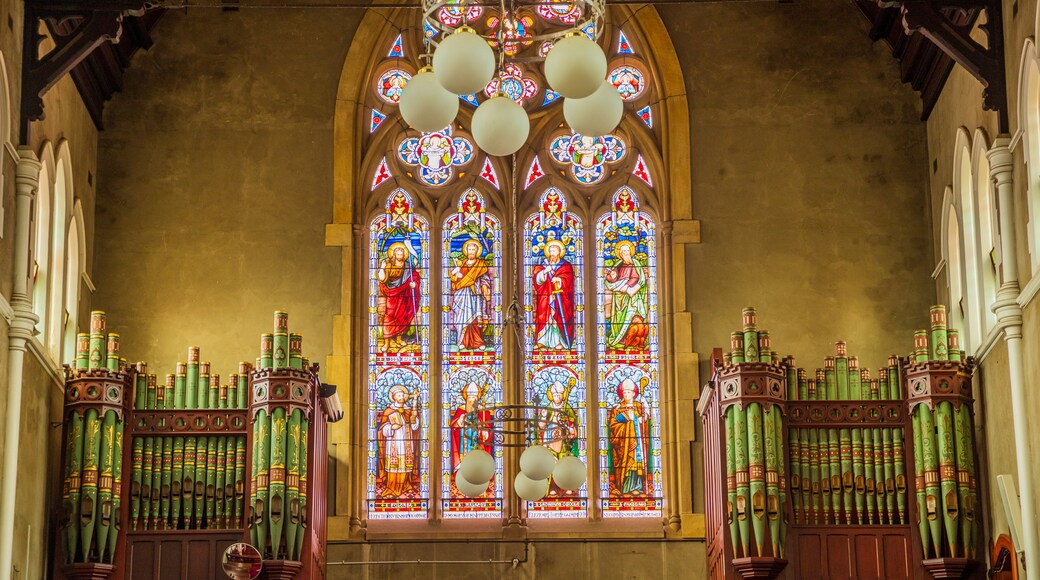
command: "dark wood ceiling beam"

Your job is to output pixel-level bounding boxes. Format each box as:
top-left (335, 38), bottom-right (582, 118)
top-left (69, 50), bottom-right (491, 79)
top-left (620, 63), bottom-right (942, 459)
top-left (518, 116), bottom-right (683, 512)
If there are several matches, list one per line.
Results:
top-left (20, 7), bottom-right (124, 138)
top-left (900, 0), bottom-right (1008, 130)
top-left (19, 2), bottom-right (160, 136)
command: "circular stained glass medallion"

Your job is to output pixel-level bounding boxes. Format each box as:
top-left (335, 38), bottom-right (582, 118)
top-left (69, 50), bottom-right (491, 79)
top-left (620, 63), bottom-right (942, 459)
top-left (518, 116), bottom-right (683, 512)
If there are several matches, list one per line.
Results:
top-left (376, 69), bottom-right (412, 104)
top-left (608, 65), bottom-right (645, 101)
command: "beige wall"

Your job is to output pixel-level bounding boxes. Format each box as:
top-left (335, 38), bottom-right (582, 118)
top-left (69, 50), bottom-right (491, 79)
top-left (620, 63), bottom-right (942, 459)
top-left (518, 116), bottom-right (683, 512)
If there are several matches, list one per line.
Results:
top-left (922, 0), bottom-right (1040, 553)
top-left (666, 0), bottom-right (934, 369)
top-left (94, 8), bottom-right (350, 375)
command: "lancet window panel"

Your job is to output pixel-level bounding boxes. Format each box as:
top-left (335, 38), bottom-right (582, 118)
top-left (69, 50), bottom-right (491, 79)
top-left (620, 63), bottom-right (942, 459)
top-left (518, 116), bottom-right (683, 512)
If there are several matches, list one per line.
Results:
top-left (523, 187), bottom-right (588, 518)
top-left (594, 187), bottom-right (662, 517)
top-left (367, 189), bottom-right (432, 520)
top-left (441, 189), bottom-right (505, 519)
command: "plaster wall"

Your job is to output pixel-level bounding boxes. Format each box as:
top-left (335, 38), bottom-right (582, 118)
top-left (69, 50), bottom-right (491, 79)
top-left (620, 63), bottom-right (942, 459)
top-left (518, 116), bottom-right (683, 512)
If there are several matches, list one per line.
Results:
top-left (664, 0), bottom-right (933, 374)
top-left (94, 8), bottom-right (350, 373)
top-left (921, 0), bottom-right (1040, 551)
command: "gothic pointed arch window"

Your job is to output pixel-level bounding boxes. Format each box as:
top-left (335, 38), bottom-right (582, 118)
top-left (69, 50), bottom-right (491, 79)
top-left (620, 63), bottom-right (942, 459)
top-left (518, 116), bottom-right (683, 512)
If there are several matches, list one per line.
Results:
top-left (347, 4), bottom-right (684, 528)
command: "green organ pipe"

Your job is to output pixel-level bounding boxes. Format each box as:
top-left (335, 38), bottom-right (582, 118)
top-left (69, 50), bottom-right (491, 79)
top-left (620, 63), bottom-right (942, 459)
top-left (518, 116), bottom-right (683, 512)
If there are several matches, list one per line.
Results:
top-left (64, 412), bottom-right (85, 562)
top-left (186, 348), bottom-right (200, 409)
top-left (270, 407), bottom-right (288, 558)
top-left (194, 436), bottom-right (208, 528)
top-left (95, 411), bottom-right (116, 557)
top-left (732, 404), bottom-right (750, 557)
top-left (172, 436), bottom-right (184, 529)
top-left (80, 409), bottom-right (102, 559)
top-left (183, 436), bottom-right (196, 529)
top-left (725, 408), bottom-right (739, 553)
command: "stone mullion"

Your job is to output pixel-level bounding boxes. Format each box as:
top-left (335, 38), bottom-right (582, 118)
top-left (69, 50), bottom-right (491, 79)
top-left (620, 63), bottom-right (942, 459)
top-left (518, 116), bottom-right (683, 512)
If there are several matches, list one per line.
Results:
top-left (500, 210), bottom-right (523, 530)
top-left (585, 211), bottom-right (603, 522)
top-left (429, 216), bottom-right (444, 523)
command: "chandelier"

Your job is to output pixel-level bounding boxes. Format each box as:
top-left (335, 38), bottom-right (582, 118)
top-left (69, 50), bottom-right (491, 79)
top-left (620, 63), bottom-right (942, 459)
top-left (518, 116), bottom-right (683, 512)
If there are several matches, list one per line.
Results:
top-left (452, 404), bottom-right (587, 501)
top-left (399, 0), bottom-right (622, 156)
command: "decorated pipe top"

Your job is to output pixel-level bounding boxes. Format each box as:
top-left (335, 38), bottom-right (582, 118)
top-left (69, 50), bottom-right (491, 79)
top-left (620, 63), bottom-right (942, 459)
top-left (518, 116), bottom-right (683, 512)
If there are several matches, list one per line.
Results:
top-left (90, 310), bottom-right (106, 334)
top-left (835, 341), bottom-right (847, 357)
top-left (274, 310), bottom-right (289, 332)
top-left (742, 307), bottom-right (757, 331)
top-left (929, 304), bottom-right (947, 331)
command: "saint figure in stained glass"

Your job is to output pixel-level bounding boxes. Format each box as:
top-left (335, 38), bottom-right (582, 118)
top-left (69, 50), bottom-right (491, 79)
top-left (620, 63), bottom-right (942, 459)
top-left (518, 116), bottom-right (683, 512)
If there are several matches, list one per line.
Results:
top-left (603, 240), bottom-right (650, 350)
top-left (448, 371), bottom-right (494, 484)
top-left (376, 241), bottom-right (422, 352)
top-left (533, 240), bottom-right (576, 350)
top-left (532, 367), bottom-right (581, 496)
top-left (606, 374), bottom-right (653, 497)
top-left (376, 378), bottom-right (423, 498)
top-left (448, 238), bottom-right (494, 349)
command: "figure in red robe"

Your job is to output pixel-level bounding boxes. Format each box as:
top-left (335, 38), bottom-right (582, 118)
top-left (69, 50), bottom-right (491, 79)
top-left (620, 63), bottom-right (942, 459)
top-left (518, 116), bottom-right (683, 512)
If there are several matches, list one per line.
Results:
top-left (377, 241), bottom-right (421, 352)
top-left (532, 240), bottom-right (576, 350)
top-left (449, 382), bottom-right (493, 496)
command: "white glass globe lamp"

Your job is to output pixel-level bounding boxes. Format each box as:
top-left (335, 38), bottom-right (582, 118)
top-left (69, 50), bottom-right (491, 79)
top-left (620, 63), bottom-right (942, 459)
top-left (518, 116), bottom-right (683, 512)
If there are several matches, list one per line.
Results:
top-left (472, 94), bottom-right (529, 156)
top-left (544, 33), bottom-right (607, 99)
top-left (514, 472), bottom-right (549, 502)
top-left (458, 448), bottom-right (495, 485)
top-left (400, 67), bottom-right (459, 133)
top-left (432, 26), bottom-right (497, 95)
top-left (551, 454), bottom-right (586, 491)
top-left (519, 445), bottom-right (556, 481)
top-left (563, 79), bottom-right (623, 137)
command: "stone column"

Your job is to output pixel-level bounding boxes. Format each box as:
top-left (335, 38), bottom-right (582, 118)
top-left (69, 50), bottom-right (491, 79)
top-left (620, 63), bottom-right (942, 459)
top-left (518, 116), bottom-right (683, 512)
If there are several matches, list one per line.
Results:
top-left (987, 136), bottom-right (1038, 580)
top-left (0, 147), bottom-right (41, 580)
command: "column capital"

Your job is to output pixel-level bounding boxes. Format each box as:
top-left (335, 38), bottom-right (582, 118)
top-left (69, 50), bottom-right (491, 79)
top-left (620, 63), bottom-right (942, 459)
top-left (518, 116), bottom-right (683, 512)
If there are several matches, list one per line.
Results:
top-left (986, 135), bottom-right (1014, 184)
top-left (14, 147), bottom-right (41, 196)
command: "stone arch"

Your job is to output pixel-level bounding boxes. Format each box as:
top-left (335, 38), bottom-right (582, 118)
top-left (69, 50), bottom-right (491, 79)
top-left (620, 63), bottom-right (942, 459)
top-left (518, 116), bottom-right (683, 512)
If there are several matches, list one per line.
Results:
top-left (328, 3), bottom-right (699, 538)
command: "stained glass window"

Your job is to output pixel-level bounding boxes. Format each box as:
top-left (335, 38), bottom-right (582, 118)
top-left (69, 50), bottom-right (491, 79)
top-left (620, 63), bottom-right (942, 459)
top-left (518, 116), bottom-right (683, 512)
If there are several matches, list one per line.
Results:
top-left (487, 13), bottom-right (535, 56)
top-left (609, 65), bottom-right (646, 101)
top-left (617, 30), bottom-right (633, 55)
top-left (439, 1), bottom-right (482, 26)
top-left (368, 190), bottom-right (431, 519)
top-left (484, 64), bottom-right (538, 104)
top-left (397, 126), bottom-right (474, 186)
top-left (370, 109), bottom-right (387, 133)
top-left (637, 105), bottom-right (652, 129)
top-left (549, 133), bottom-right (627, 184)
top-left (525, 156), bottom-right (545, 189)
top-left (596, 187), bottom-right (662, 517)
top-left (376, 69), bottom-right (411, 104)
top-left (524, 188), bottom-right (587, 518)
top-left (442, 190), bottom-right (504, 518)
top-left (372, 157), bottom-right (392, 190)
top-left (537, 1), bottom-right (582, 23)
top-left (362, 6), bottom-right (670, 525)
top-left (633, 155), bottom-right (653, 187)
top-left (388, 34), bottom-right (404, 58)
top-left (479, 157), bottom-right (500, 189)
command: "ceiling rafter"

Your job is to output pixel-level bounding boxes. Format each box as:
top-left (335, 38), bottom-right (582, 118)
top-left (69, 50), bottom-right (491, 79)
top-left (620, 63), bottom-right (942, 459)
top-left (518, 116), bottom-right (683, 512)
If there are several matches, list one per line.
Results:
top-left (853, 0), bottom-right (1007, 131)
top-left (21, 1), bottom-right (162, 137)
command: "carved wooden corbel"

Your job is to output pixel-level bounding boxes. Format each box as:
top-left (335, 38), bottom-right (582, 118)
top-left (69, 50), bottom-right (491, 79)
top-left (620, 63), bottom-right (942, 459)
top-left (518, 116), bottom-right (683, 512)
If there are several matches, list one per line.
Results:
top-left (19, 6), bottom-right (129, 135)
top-left (899, 0), bottom-right (1009, 131)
